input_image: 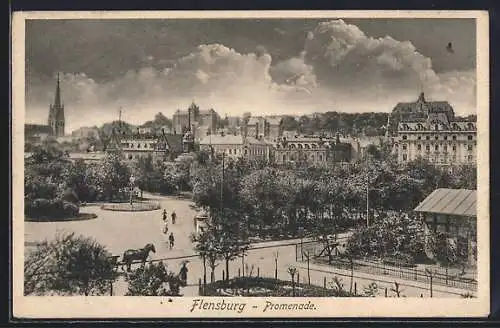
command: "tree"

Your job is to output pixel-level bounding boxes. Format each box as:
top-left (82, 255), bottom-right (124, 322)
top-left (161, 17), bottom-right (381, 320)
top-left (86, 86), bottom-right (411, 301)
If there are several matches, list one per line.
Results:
top-left (24, 233), bottom-right (117, 296)
top-left (96, 153), bottom-right (132, 201)
top-left (125, 261), bottom-right (183, 296)
top-left (239, 168), bottom-right (283, 236)
top-left (345, 212), bottom-right (426, 264)
top-left (191, 227), bottom-right (222, 284)
top-left (281, 116), bottom-right (299, 132)
top-left (212, 209), bottom-right (250, 281)
top-left (426, 231), bottom-right (469, 277)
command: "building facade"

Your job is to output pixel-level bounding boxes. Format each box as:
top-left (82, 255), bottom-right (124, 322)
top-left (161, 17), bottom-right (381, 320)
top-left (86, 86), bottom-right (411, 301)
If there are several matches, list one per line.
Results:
top-left (172, 102), bottom-right (219, 135)
top-left (117, 128), bottom-right (183, 161)
top-left (273, 133), bottom-right (357, 166)
top-left (199, 134), bottom-right (270, 162)
top-left (244, 116), bottom-right (283, 140)
top-left (393, 93), bottom-right (477, 166)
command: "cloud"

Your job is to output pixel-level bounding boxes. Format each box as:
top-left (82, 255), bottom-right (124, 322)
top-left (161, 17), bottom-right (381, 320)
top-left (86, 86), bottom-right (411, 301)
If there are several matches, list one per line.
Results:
top-left (26, 44), bottom-right (319, 131)
top-left (26, 19), bottom-right (476, 131)
top-left (301, 19), bottom-right (475, 111)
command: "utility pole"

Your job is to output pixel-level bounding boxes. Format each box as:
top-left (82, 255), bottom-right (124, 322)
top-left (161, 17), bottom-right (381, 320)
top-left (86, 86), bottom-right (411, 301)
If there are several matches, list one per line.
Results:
top-left (220, 151), bottom-right (225, 214)
top-left (366, 173), bottom-right (369, 227)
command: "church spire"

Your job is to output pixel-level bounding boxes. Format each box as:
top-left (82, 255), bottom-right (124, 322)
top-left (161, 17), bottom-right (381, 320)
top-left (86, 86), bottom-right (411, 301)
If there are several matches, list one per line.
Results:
top-left (48, 72), bottom-right (65, 138)
top-left (54, 73), bottom-right (62, 108)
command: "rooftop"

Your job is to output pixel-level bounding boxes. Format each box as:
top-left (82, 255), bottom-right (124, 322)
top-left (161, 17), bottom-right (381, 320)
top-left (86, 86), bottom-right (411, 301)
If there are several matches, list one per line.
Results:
top-left (414, 188), bottom-right (476, 217)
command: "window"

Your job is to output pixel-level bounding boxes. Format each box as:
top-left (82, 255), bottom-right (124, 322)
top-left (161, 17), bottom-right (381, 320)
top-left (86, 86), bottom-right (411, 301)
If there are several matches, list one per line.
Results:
top-left (435, 145), bottom-right (439, 151)
top-left (319, 155), bottom-right (323, 161)
top-left (468, 145), bottom-right (473, 151)
top-left (426, 136), bottom-right (430, 140)
top-left (282, 155), bottom-right (286, 162)
top-left (435, 136), bottom-right (439, 140)
top-left (137, 144), bottom-right (141, 149)
top-left (229, 149), bottom-right (232, 154)
top-left (417, 144), bottom-right (422, 151)
top-left (426, 145), bottom-right (430, 151)
top-left (452, 135), bottom-right (457, 140)
top-left (244, 149), bottom-right (248, 155)
top-left (444, 136), bottom-right (448, 141)
top-left (402, 135), bottom-right (407, 140)
top-left (467, 135), bottom-right (473, 140)
top-left (468, 155), bottom-right (473, 161)
top-left (128, 155), bottom-right (133, 160)
top-left (402, 154), bottom-right (407, 161)
top-left (402, 144), bottom-right (407, 150)
top-left (452, 145), bottom-right (457, 151)
top-left (417, 136), bottom-right (421, 140)
top-left (435, 124), bottom-right (439, 131)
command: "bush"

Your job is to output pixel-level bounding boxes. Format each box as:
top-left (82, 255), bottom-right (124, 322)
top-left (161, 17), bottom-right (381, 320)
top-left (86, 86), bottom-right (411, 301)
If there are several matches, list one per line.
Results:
top-left (383, 252), bottom-right (416, 268)
top-left (25, 198), bottom-right (79, 220)
top-left (201, 277), bottom-right (356, 297)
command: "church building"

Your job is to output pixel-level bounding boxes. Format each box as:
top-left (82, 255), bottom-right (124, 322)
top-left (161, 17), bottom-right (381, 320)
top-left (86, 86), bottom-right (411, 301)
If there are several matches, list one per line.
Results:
top-left (25, 73), bottom-right (66, 145)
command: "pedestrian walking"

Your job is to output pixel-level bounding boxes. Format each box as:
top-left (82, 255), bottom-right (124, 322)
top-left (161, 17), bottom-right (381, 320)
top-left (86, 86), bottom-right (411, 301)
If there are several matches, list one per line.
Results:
top-left (179, 262), bottom-right (188, 285)
top-left (171, 211), bottom-right (177, 225)
top-left (162, 209), bottom-right (167, 222)
top-left (163, 220), bottom-right (169, 235)
top-left (169, 232), bottom-right (175, 249)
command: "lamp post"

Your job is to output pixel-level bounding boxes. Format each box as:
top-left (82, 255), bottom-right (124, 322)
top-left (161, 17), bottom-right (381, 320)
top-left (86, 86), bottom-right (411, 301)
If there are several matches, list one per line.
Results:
top-left (129, 175), bottom-right (135, 206)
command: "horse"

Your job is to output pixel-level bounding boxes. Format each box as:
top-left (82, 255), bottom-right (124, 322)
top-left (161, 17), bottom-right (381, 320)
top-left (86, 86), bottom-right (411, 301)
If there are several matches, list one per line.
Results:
top-left (121, 243), bottom-right (156, 272)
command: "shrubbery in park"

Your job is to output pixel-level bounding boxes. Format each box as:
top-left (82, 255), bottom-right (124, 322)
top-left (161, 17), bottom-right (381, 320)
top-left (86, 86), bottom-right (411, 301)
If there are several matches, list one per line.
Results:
top-left (345, 212), bottom-right (427, 265)
top-left (24, 233), bottom-right (117, 296)
top-left (125, 261), bottom-right (184, 296)
top-left (25, 198), bottom-right (79, 220)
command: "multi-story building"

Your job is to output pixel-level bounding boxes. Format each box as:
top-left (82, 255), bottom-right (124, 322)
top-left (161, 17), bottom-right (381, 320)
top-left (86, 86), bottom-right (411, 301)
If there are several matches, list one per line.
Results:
top-left (244, 116), bottom-right (283, 140)
top-left (393, 93), bottom-right (476, 166)
top-left (245, 116), bottom-right (263, 138)
top-left (117, 128), bottom-right (183, 161)
top-left (272, 133), bottom-right (357, 166)
top-left (266, 116), bottom-right (283, 139)
top-left (172, 102), bottom-right (219, 135)
top-left (199, 133), bottom-right (270, 162)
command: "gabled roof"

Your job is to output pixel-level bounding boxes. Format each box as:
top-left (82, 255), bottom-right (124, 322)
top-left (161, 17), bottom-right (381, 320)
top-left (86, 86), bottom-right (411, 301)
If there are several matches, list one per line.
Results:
top-left (164, 134), bottom-right (184, 153)
top-left (414, 188), bottom-right (476, 217)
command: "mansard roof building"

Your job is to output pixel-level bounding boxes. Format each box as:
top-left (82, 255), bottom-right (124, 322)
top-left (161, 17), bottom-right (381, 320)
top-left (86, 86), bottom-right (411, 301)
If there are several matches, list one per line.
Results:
top-left (392, 93), bottom-right (477, 167)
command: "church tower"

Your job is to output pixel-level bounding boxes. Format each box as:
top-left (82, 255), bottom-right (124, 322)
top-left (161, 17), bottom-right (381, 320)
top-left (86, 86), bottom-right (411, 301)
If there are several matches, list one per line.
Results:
top-left (48, 73), bottom-right (65, 137)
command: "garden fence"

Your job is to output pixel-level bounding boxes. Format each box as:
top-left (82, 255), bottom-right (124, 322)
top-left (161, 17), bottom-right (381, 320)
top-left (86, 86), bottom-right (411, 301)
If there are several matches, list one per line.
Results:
top-left (296, 241), bottom-right (477, 292)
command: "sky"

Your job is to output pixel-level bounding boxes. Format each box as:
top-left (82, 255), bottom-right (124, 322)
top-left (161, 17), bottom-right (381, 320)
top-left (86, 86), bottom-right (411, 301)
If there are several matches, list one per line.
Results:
top-left (25, 18), bottom-right (477, 132)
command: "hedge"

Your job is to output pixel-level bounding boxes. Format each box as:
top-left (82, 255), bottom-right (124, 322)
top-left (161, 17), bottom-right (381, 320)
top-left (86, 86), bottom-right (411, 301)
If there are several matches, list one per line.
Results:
top-left (25, 198), bottom-right (79, 220)
top-left (201, 277), bottom-right (355, 297)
